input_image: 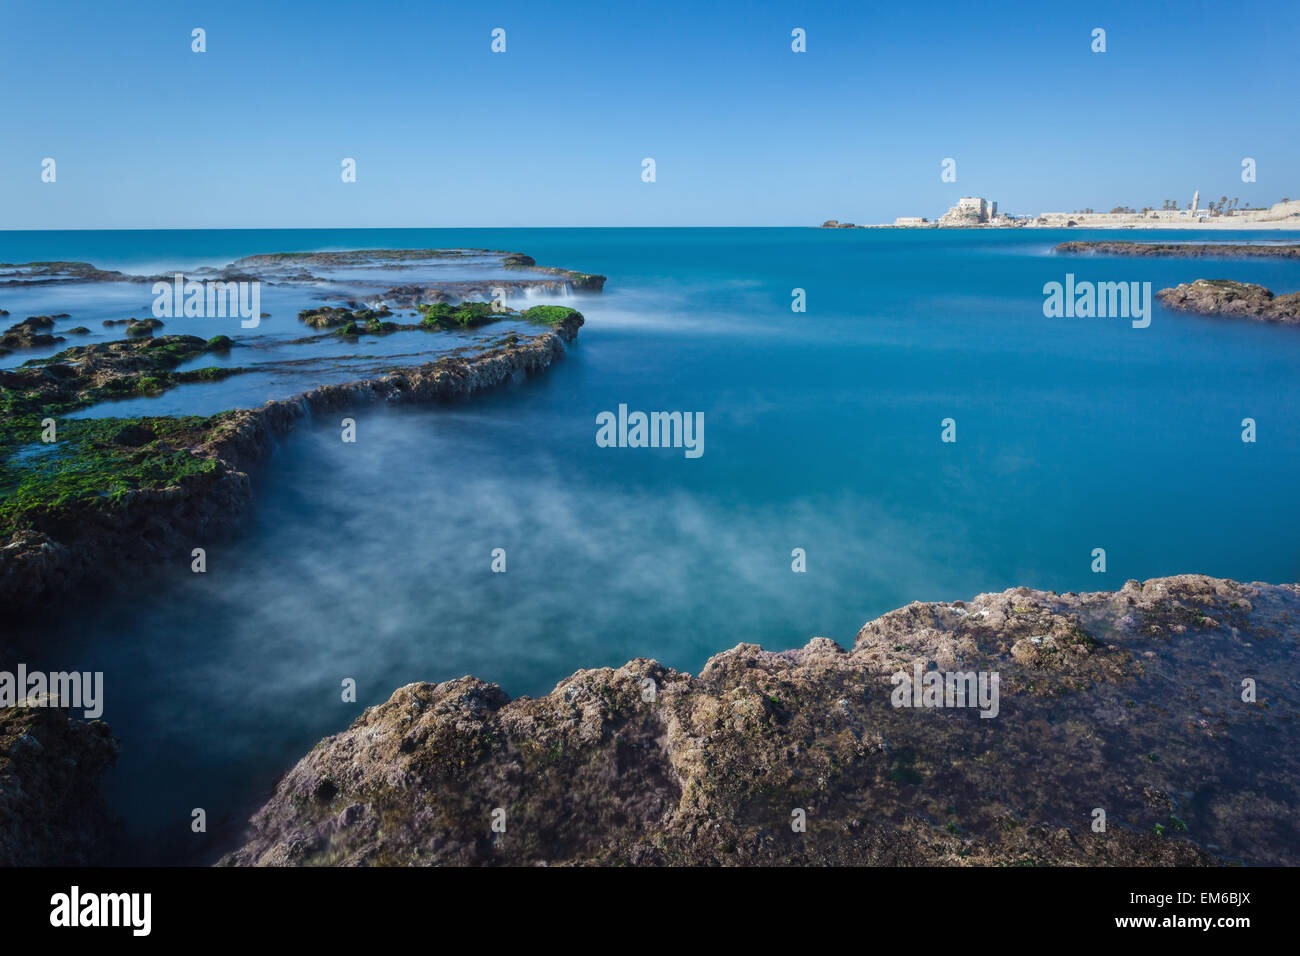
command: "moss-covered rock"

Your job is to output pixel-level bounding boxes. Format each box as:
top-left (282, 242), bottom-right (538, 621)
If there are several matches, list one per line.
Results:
top-left (1, 320), bottom-right (582, 613)
top-left (0, 334), bottom-right (242, 420)
top-left (522, 305), bottom-right (583, 327)
top-left (300, 305), bottom-right (394, 330)
top-left (417, 301), bottom-right (500, 330)
top-left (125, 317), bottom-right (164, 337)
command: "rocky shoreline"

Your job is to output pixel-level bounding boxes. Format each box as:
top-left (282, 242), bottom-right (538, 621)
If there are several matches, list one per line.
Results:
top-left (220, 574), bottom-right (1299, 867)
top-left (0, 311), bottom-right (584, 615)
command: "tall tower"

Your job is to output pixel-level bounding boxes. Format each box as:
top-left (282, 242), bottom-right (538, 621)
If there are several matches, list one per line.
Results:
top-left (1192, 190), bottom-right (1200, 215)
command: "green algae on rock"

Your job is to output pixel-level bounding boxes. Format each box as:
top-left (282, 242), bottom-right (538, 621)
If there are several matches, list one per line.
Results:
top-left (0, 334), bottom-right (243, 423)
top-left (0, 314), bottom-right (584, 613)
top-left (522, 305), bottom-right (584, 327)
top-left (299, 305), bottom-right (395, 330)
top-left (124, 317), bottom-right (164, 337)
top-left (417, 301), bottom-right (498, 330)
top-left (289, 302), bottom-right (588, 340)
top-left (219, 574), bottom-right (1300, 868)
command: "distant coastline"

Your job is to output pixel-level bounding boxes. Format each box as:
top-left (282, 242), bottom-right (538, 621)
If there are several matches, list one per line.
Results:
top-left (823, 193), bottom-right (1300, 230)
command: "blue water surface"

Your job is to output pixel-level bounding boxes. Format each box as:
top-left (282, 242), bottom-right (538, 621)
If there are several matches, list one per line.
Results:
top-left (3, 227), bottom-right (1298, 862)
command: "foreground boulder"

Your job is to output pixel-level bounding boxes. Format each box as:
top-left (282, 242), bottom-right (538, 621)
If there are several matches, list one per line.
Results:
top-left (222, 574), bottom-right (1299, 867)
top-left (0, 700), bottom-right (118, 865)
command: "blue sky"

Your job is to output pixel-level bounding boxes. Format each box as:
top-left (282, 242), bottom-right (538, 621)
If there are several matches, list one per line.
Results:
top-left (1, 0), bottom-right (1296, 228)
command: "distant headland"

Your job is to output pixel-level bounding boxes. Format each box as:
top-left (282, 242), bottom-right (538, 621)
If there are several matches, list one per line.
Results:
top-left (823, 192), bottom-right (1300, 230)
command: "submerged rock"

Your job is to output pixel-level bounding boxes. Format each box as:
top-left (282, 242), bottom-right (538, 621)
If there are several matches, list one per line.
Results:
top-left (125, 317), bottom-right (164, 337)
top-left (1, 315), bottom-right (66, 351)
top-left (221, 574), bottom-right (1299, 867)
top-left (299, 306), bottom-right (364, 329)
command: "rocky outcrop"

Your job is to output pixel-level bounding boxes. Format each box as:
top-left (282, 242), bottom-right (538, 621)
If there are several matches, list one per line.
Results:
top-left (0, 314), bottom-right (584, 614)
top-left (299, 306), bottom-right (393, 329)
top-left (0, 334), bottom-right (235, 416)
top-left (124, 318), bottom-right (164, 337)
top-left (221, 574), bottom-right (1300, 867)
top-left (0, 261), bottom-right (137, 287)
top-left (0, 250), bottom-right (608, 301)
top-left (377, 277), bottom-right (603, 308)
top-left (198, 311), bottom-right (582, 474)
top-left (1057, 241), bottom-right (1300, 259)
top-left (0, 699), bottom-right (118, 865)
top-left (1156, 279), bottom-right (1300, 324)
top-left (1, 315), bottom-right (65, 353)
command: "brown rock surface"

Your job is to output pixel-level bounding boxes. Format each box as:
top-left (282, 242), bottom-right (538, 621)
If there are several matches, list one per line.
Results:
top-left (1057, 241), bottom-right (1300, 258)
top-left (1156, 279), bottom-right (1300, 324)
top-left (0, 699), bottom-right (118, 866)
top-left (221, 574), bottom-right (1299, 867)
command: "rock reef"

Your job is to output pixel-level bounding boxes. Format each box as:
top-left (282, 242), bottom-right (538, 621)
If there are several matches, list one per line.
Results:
top-left (0, 334), bottom-right (238, 419)
top-left (1057, 241), bottom-right (1300, 258)
top-left (1156, 279), bottom-right (1300, 324)
top-left (1, 315), bottom-right (65, 355)
top-left (0, 250), bottom-right (607, 307)
top-left (0, 313), bottom-right (584, 614)
top-left (222, 574), bottom-right (1300, 867)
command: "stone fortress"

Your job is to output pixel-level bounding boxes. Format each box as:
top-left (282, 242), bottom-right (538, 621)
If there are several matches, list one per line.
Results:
top-left (822, 191), bottom-right (1300, 229)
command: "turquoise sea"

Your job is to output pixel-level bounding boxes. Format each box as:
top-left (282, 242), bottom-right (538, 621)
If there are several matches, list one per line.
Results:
top-left (3, 227), bottom-right (1299, 862)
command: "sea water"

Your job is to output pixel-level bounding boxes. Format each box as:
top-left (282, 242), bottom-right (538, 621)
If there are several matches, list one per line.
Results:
top-left (3, 227), bottom-right (1299, 862)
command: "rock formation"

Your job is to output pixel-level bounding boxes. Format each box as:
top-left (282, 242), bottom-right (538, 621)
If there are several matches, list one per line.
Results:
top-left (1057, 241), bottom-right (1300, 259)
top-left (0, 315), bottom-right (65, 354)
top-left (1156, 279), bottom-right (1300, 324)
top-left (0, 313), bottom-right (584, 615)
top-left (0, 698), bottom-right (118, 865)
top-left (222, 574), bottom-right (1299, 867)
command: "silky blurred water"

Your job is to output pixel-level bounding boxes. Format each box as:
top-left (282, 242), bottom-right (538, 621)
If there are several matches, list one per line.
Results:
top-left (4, 227), bottom-right (1299, 862)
